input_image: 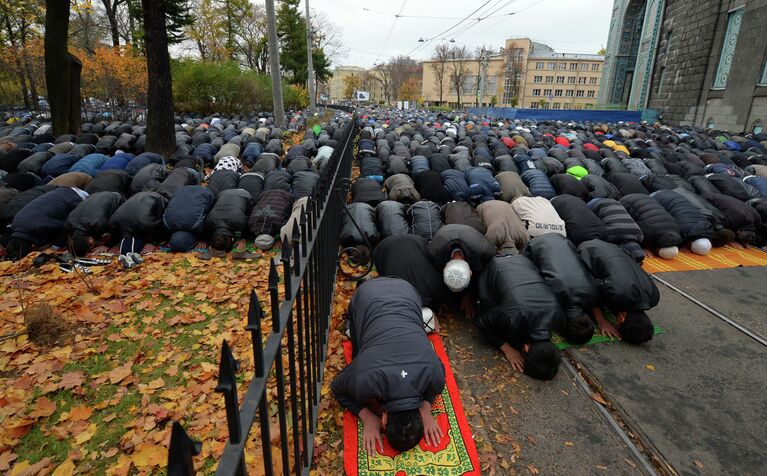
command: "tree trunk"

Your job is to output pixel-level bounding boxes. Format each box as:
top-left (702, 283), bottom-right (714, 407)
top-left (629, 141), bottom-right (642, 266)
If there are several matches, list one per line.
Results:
top-left (142, 0), bottom-right (176, 158)
top-left (20, 22), bottom-right (39, 111)
top-left (68, 55), bottom-right (82, 131)
top-left (101, 1), bottom-right (122, 47)
top-left (45, 0), bottom-right (78, 135)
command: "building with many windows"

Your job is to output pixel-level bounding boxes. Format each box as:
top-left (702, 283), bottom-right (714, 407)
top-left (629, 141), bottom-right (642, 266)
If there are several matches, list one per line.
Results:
top-left (600, 0), bottom-right (767, 131)
top-left (421, 38), bottom-right (604, 110)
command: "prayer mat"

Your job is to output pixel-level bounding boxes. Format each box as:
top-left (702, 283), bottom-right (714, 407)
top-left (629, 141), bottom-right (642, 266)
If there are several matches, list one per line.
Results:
top-left (342, 334), bottom-right (480, 476)
top-left (642, 245), bottom-right (767, 274)
top-left (553, 326), bottom-right (663, 351)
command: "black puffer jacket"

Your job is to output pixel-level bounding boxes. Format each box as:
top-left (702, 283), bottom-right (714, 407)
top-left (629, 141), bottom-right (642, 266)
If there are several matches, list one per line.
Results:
top-left (341, 202), bottom-right (379, 247)
top-left (158, 167), bottom-right (199, 199)
top-left (0, 185), bottom-right (57, 225)
top-left (205, 189), bottom-right (254, 236)
top-left (582, 174), bottom-right (621, 200)
top-left (414, 169), bottom-right (450, 205)
top-left (523, 233), bottom-right (599, 315)
top-left (577, 239), bottom-right (659, 311)
top-left (706, 173), bottom-right (749, 201)
top-left (263, 170), bottom-right (292, 193)
top-left (408, 200), bottom-right (442, 241)
top-left (130, 163), bottom-right (167, 194)
top-left (207, 169), bottom-right (239, 197)
top-left (109, 191), bottom-right (169, 237)
top-left (291, 171), bottom-right (319, 198)
top-left (85, 169), bottom-right (131, 196)
top-left (428, 223), bottom-right (495, 273)
top-left (587, 198), bottom-right (644, 246)
top-left (640, 173), bottom-right (676, 193)
top-left (619, 193), bottom-right (682, 248)
top-left (706, 193), bottom-right (762, 235)
top-left (550, 174), bottom-right (589, 201)
top-left (652, 190), bottom-right (715, 241)
top-left (376, 200), bottom-right (410, 238)
top-left (352, 177), bottom-right (387, 206)
top-left (66, 191), bottom-right (124, 238)
top-left (476, 255), bottom-right (565, 347)
top-left (10, 187), bottom-right (85, 245)
top-left (550, 194), bottom-right (608, 244)
top-left (606, 172), bottom-right (649, 196)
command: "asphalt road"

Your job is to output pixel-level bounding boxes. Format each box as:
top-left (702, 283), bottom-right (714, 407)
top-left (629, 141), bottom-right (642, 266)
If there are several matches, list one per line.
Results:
top-left (442, 265), bottom-right (767, 475)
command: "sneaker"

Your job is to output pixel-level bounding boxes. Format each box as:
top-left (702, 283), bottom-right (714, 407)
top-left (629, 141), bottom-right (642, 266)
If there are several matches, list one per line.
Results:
top-left (118, 254), bottom-right (135, 269)
top-left (128, 252), bottom-right (143, 264)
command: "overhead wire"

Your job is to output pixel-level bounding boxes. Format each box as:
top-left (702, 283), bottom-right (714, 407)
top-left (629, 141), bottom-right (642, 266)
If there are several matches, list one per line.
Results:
top-left (374, 0), bottom-right (409, 63)
top-left (404, 0), bottom-right (497, 56)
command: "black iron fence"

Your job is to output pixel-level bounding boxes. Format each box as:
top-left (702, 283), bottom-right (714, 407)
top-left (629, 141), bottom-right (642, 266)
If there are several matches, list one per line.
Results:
top-left (167, 116), bottom-right (357, 475)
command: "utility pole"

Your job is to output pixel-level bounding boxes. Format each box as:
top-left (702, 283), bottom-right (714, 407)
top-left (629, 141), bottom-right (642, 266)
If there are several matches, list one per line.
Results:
top-left (304, 0), bottom-right (316, 112)
top-left (478, 48), bottom-right (490, 107)
top-left (265, 0), bottom-right (286, 127)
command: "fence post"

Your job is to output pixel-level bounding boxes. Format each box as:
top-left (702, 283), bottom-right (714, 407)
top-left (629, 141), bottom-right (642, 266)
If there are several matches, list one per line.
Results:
top-left (215, 340), bottom-right (246, 476)
top-left (245, 290), bottom-right (265, 378)
top-left (167, 421), bottom-right (202, 476)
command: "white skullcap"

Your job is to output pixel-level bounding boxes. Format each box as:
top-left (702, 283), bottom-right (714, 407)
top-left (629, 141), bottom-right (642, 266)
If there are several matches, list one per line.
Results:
top-left (443, 259), bottom-right (471, 292)
top-left (658, 246), bottom-right (679, 260)
top-left (690, 238), bottom-right (712, 256)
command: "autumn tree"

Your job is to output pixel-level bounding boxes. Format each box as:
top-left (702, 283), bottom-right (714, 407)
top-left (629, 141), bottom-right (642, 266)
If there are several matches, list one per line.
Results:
top-left (276, 0), bottom-right (330, 86)
top-left (342, 73), bottom-right (360, 99)
top-left (141, 0), bottom-right (175, 157)
top-left (448, 45), bottom-right (470, 108)
top-left (0, 1), bottom-right (44, 109)
top-left (430, 43), bottom-right (449, 105)
top-left (78, 45), bottom-right (147, 106)
top-left (398, 76), bottom-right (419, 102)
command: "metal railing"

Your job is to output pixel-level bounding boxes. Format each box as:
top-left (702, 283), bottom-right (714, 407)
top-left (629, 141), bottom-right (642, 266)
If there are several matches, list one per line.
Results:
top-left (167, 116), bottom-right (357, 475)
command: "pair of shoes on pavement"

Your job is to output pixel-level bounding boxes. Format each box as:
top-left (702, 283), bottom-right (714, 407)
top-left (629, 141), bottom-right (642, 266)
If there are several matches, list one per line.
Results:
top-left (118, 252), bottom-right (144, 269)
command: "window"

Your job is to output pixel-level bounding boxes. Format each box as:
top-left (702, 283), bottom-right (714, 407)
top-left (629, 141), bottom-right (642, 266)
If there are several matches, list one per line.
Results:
top-left (545, 76), bottom-right (554, 83)
top-left (587, 90), bottom-right (595, 98)
top-left (581, 63), bottom-right (589, 71)
top-left (706, 118), bottom-right (715, 129)
top-left (759, 61), bottom-right (767, 85)
top-left (532, 89), bottom-right (541, 96)
top-left (567, 76), bottom-right (576, 84)
top-left (589, 77), bottom-right (598, 85)
top-left (658, 67), bottom-right (666, 94)
top-left (554, 89), bottom-right (563, 97)
top-left (565, 90), bottom-right (574, 97)
top-left (713, 8), bottom-right (744, 89)
top-left (552, 102), bottom-right (561, 109)
top-left (592, 63), bottom-right (600, 71)
top-left (536, 61), bottom-right (544, 69)
top-left (576, 90), bottom-right (585, 97)
top-left (584, 103), bottom-right (594, 110)
top-left (753, 120), bottom-right (763, 134)
top-left (559, 62), bottom-right (566, 70)
top-left (578, 77), bottom-right (587, 84)
top-left (533, 75), bottom-right (543, 83)
top-left (543, 89), bottom-right (552, 96)
top-left (570, 63), bottom-right (578, 70)
top-left (547, 62), bottom-right (556, 70)
top-left (530, 102), bottom-right (539, 109)
top-left (574, 103), bottom-right (583, 110)
top-left (556, 76), bottom-right (565, 83)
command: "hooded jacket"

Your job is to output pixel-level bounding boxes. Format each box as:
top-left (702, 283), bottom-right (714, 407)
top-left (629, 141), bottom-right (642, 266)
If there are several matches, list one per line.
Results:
top-left (586, 198), bottom-right (644, 246)
top-left (582, 174), bottom-right (622, 200)
top-left (207, 169), bottom-right (240, 197)
top-left (373, 235), bottom-right (448, 309)
top-left (706, 193), bottom-right (762, 234)
top-left (376, 200), bottom-right (410, 238)
top-left (205, 188), bottom-right (254, 236)
top-left (442, 200), bottom-right (486, 234)
top-left (550, 173), bottom-right (590, 201)
top-left (385, 174), bottom-right (420, 204)
top-left (126, 152), bottom-right (164, 176)
top-left (41, 153), bottom-right (80, 178)
top-left (441, 169), bottom-right (471, 202)
top-left (70, 153), bottom-right (109, 176)
top-left (476, 255), bottom-right (565, 348)
top-left (652, 190), bottom-right (716, 241)
top-left (577, 239), bottom-right (660, 311)
top-left (130, 163), bottom-right (167, 194)
top-left (330, 278), bottom-right (445, 415)
top-left (521, 169), bottom-right (556, 200)
top-left (66, 191), bottom-right (124, 238)
top-left (619, 193), bottom-right (682, 248)
top-left (495, 171), bottom-right (531, 203)
top-left (0, 185), bottom-right (58, 225)
top-left (157, 167), bottom-right (199, 199)
top-left (551, 194), bottom-right (608, 245)
top-left (523, 234), bottom-right (599, 316)
top-left (340, 202), bottom-right (379, 246)
top-left (163, 186), bottom-right (216, 234)
top-left (427, 223), bottom-right (496, 273)
top-left (477, 200), bottom-right (529, 254)
top-left (606, 172), bottom-right (649, 196)
top-left (11, 187), bottom-right (85, 245)
top-left (466, 167), bottom-right (501, 203)
top-left (109, 191), bottom-right (168, 237)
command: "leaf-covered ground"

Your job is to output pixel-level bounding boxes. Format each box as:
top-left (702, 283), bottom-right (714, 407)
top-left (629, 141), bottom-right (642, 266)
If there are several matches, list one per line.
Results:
top-left (0, 250), bottom-right (319, 474)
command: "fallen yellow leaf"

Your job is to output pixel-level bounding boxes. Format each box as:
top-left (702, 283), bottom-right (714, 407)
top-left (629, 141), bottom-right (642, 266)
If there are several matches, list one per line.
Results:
top-left (29, 397), bottom-right (57, 419)
top-left (51, 459), bottom-right (75, 476)
top-left (131, 443), bottom-right (165, 469)
top-left (109, 363), bottom-right (133, 384)
top-left (74, 424), bottom-right (97, 444)
top-left (645, 364), bottom-right (656, 372)
top-left (69, 406), bottom-right (94, 422)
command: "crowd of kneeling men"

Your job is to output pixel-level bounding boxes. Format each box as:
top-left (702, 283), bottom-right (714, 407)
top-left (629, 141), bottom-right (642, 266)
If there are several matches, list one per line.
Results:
top-left (330, 110), bottom-right (767, 456)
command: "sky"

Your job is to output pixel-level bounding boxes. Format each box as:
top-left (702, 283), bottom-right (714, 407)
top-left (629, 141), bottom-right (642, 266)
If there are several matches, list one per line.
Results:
top-left (309, 0), bottom-right (613, 68)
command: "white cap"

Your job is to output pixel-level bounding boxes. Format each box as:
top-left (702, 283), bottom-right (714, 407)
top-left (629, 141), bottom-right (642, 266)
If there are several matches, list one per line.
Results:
top-left (422, 307), bottom-right (436, 333)
top-left (658, 246), bottom-right (679, 260)
top-left (254, 234), bottom-right (274, 250)
top-left (443, 259), bottom-right (471, 292)
top-left (691, 238), bottom-right (712, 256)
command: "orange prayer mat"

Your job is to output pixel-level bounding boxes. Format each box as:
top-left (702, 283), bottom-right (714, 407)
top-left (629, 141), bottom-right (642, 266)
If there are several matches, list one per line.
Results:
top-left (342, 334), bottom-right (480, 476)
top-left (642, 245), bottom-right (767, 274)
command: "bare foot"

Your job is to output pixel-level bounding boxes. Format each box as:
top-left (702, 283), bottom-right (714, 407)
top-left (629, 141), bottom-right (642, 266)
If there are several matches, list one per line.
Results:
top-left (90, 246), bottom-right (109, 255)
top-left (108, 245), bottom-right (120, 254)
top-left (729, 241), bottom-right (745, 250)
top-left (234, 239), bottom-right (247, 250)
top-left (195, 241), bottom-right (207, 249)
